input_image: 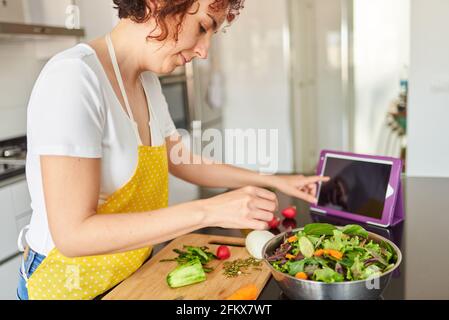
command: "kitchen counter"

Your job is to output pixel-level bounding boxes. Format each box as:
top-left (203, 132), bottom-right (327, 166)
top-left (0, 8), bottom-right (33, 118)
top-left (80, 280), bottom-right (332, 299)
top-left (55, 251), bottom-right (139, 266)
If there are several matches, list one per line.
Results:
top-left (151, 176), bottom-right (449, 300)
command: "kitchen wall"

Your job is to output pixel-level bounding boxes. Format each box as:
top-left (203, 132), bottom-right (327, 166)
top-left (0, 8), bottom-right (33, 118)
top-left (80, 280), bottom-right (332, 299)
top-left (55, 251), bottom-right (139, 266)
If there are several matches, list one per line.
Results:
top-left (407, 0), bottom-right (449, 178)
top-left (76, 0), bottom-right (118, 41)
top-left (0, 41), bottom-right (44, 140)
top-left (0, 0), bottom-right (78, 141)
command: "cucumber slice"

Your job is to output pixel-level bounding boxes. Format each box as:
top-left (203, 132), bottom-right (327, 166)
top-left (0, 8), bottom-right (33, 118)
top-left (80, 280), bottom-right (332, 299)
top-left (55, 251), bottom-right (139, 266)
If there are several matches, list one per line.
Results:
top-left (299, 236), bottom-right (315, 258)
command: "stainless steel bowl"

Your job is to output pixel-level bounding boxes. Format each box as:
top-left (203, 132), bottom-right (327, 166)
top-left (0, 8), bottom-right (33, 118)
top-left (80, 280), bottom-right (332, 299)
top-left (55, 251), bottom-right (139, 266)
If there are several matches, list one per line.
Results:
top-left (262, 228), bottom-right (402, 300)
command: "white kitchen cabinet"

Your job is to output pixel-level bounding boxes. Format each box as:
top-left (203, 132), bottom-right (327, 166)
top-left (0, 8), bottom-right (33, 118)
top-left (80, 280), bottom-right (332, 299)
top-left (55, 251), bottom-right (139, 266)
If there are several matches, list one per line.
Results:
top-left (0, 178), bottom-right (32, 262)
top-left (0, 254), bottom-right (21, 300)
top-left (0, 186), bottom-right (19, 262)
top-left (0, 0), bottom-right (25, 23)
top-left (10, 179), bottom-right (31, 218)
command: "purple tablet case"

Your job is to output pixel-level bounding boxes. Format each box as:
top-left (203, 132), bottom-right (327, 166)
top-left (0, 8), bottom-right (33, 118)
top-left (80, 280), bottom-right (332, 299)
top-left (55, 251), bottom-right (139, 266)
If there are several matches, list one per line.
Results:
top-left (310, 150), bottom-right (404, 228)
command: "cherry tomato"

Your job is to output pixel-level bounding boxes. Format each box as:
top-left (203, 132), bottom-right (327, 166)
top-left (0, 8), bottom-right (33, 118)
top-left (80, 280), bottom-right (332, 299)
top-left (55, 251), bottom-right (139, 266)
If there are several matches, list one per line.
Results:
top-left (281, 206), bottom-right (297, 219)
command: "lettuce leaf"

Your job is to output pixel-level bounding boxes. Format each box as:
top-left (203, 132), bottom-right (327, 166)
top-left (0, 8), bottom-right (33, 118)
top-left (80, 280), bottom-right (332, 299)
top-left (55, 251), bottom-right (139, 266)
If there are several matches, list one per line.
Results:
top-left (304, 223), bottom-right (336, 236)
top-left (341, 224), bottom-right (369, 238)
top-left (313, 267), bottom-right (345, 283)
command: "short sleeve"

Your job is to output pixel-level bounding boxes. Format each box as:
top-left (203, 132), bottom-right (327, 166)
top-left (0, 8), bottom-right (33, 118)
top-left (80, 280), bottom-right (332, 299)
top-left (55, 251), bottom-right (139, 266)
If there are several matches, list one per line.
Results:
top-left (27, 58), bottom-right (104, 158)
top-left (144, 73), bottom-right (178, 138)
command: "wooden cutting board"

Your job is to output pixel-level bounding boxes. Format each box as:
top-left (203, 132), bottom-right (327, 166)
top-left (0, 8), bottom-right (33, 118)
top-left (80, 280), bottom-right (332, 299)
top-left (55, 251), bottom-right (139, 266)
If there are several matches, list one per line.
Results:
top-left (103, 233), bottom-right (272, 300)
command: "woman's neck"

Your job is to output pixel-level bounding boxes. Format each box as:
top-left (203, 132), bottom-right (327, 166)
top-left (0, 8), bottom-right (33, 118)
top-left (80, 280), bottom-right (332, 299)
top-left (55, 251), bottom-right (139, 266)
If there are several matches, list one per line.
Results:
top-left (107, 19), bottom-right (155, 86)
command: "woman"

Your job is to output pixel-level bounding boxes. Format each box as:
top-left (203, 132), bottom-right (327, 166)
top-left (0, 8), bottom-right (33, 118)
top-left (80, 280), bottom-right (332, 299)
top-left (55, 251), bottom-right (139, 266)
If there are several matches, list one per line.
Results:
top-left (17, 0), bottom-right (328, 300)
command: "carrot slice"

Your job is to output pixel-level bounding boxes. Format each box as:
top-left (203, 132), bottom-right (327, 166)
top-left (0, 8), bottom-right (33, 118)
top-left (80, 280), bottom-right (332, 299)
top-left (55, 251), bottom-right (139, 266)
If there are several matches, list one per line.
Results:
top-left (287, 235), bottom-right (298, 243)
top-left (225, 284), bottom-right (258, 300)
top-left (327, 249), bottom-right (343, 260)
top-left (314, 249), bottom-right (325, 257)
top-left (295, 272), bottom-right (308, 280)
top-left (285, 254), bottom-right (296, 260)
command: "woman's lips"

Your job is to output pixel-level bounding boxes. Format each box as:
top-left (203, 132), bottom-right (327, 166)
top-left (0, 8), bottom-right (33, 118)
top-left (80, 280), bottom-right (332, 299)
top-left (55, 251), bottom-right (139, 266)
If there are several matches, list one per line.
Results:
top-left (179, 53), bottom-right (192, 65)
top-left (180, 53), bottom-right (187, 65)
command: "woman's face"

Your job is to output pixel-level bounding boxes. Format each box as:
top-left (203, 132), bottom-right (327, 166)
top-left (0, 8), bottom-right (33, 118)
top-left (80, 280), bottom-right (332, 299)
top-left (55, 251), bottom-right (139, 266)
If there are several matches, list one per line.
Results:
top-left (143, 0), bottom-right (227, 74)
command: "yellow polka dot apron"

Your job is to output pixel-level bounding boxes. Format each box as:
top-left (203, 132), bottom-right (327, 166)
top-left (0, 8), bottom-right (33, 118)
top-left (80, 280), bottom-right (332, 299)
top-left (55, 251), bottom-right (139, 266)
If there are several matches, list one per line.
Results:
top-left (26, 34), bottom-right (169, 300)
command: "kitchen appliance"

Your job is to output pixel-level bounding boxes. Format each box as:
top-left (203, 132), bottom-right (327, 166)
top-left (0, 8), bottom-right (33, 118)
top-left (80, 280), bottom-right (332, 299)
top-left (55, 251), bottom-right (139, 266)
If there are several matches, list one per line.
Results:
top-left (0, 136), bottom-right (31, 299)
top-left (0, 136), bottom-right (30, 261)
top-left (0, 136), bottom-right (26, 181)
top-left (102, 233), bottom-right (271, 300)
top-left (262, 228), bottom-right (402, 300)
top-left (159, 67), bottom-right (192, 131)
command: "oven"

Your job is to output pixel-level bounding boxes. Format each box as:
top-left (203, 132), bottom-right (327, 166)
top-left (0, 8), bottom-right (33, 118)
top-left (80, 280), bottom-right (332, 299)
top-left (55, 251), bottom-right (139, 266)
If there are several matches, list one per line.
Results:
top-left (159, 67), bottom-right (193, 131)
top-left (0, 136), bottom-right (26, 182)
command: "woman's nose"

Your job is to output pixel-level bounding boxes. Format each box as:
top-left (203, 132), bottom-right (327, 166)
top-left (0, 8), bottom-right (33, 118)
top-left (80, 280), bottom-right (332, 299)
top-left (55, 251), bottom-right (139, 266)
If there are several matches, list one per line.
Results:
top-left (195, 46), bottom-right (208, 59)
top-left (194, 37), bottom-right (211, 59)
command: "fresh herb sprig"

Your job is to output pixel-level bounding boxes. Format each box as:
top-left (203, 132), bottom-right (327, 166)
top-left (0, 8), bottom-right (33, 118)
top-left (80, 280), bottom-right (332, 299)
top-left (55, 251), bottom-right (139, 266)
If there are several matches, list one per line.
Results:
top-left (160, 245), bottom-right (217, 272)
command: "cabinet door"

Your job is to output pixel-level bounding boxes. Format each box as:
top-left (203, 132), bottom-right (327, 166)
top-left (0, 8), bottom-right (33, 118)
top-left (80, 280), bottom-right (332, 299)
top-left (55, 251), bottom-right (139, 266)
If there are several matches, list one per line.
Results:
top-left (10, 180), bottom-right (31, 218)
top-left (0, 0), bottom-right (25, 23)
top-left (0, 187), bottom-right (19, 261)
top-left (0, 255), bottom-right (21, 300)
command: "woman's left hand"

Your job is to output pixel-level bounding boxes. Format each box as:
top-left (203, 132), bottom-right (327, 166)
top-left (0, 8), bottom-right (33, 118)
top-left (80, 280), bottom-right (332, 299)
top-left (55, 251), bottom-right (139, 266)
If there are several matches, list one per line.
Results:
top-left (273, 175), bottom-right (330, 204)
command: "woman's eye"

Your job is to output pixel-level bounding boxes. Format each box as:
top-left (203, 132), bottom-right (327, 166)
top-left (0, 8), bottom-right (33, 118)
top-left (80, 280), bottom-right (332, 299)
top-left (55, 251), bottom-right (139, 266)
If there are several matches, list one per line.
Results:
top-left (199, 24), bottom-right (207, 34)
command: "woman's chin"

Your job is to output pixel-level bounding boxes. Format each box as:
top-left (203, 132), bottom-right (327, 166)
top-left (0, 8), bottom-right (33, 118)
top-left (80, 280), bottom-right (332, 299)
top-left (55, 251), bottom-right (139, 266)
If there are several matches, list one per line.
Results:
top-left (156, 64), bottom-right (179, 75)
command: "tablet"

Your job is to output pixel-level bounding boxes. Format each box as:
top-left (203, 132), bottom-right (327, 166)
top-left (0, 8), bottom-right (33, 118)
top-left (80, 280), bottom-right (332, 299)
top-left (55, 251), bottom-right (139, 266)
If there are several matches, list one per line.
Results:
top-left (310, 150), bottom-right (404, 227)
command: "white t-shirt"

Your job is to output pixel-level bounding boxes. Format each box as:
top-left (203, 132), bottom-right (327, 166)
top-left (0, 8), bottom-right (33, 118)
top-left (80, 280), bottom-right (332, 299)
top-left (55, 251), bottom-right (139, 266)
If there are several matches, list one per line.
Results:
top-left (25, 44), bottom-right (177, 256)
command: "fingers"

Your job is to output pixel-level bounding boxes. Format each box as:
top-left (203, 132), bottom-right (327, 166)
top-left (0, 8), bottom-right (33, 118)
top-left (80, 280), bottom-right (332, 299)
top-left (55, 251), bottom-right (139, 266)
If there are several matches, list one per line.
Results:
top-left (249, 209), bottom-right (274, 222)
top-left (250, 197), bottom-right (278, 212)
top-left (243, 186), bottom-right (279, 211)
top-left (243, 219), bottom-right (269, 231)
top-left (292, 188), bottom-right (317, 204)
top-left (303, 183), bottom-right (317, 197)
top-left (302, 175), bottom-right (331, 185)
top-left (253, 187), bottom-right (278, 202)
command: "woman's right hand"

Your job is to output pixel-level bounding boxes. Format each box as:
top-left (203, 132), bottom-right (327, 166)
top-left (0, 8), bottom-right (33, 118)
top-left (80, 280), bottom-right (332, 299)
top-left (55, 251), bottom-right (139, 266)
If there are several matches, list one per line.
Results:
top-left (201, 186), bottom-right (278, 230)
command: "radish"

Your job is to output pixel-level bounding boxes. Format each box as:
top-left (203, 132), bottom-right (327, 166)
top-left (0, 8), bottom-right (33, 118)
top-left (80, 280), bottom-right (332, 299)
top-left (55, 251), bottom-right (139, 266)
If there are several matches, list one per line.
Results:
top-left (216, 245), bottom-right (231, 260)
top-left (268, 216), bottom-right (281, 229)
top-left (282, 218), bottom-right (297, 230)
top-left (281, 206), bottom-right (297, 219)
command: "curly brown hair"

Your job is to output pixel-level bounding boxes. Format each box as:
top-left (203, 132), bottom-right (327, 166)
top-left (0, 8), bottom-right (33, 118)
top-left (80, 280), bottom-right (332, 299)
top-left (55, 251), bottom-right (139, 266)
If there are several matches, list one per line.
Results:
top-left (113, 0), bottom-right (245, 41)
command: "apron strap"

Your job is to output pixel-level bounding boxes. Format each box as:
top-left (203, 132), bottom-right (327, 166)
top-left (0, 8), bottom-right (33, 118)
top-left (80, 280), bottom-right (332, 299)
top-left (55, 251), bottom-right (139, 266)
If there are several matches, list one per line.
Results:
top-left (105, 34), bottom-right (143, 146)
top-left (17, 225), bottom-right (30, 283)
top-left (17, 224), bottom-right (30, 252)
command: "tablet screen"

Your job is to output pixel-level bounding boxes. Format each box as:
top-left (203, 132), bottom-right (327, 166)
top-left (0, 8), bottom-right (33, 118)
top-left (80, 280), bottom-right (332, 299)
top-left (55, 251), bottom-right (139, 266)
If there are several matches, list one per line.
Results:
top-left (317, 154), bottom-right (393, 219)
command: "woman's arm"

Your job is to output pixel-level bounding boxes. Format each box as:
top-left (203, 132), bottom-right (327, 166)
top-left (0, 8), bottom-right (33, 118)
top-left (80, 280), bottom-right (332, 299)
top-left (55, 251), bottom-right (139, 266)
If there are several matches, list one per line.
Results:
top-left (167, 134), bottom-right (329, 203)
top-left (41, 155), bottom-right (277, 258)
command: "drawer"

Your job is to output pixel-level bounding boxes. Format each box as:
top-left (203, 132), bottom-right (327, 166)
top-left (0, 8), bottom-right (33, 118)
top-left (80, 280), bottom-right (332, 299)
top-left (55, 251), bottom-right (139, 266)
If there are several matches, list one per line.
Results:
top-left (10, 180), bottom-right (31, 218)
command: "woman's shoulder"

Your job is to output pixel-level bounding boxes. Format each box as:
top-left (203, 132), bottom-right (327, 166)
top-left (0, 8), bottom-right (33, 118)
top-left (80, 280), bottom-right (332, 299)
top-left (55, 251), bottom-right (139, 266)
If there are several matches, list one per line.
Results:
top-left (40, 44), bottom-right (101, 85)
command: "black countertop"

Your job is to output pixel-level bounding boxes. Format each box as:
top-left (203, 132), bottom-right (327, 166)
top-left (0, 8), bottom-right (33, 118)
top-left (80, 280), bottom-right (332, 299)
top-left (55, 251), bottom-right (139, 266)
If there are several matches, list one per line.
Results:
top-left (154, 177), bottom-right (449, 300)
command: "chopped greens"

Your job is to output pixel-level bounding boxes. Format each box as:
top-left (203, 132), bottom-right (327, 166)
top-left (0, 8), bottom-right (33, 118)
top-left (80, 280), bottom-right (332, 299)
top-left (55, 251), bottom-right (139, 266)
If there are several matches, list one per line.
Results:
top-left (160, 245), bottom-right (217, 271)
top-left (266, 223), bottom-right (398, 283)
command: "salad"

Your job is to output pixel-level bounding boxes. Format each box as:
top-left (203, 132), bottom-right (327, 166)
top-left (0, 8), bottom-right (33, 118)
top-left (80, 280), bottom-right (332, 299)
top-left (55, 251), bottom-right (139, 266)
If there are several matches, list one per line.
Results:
top-left (265, 223), bottom-right (398, 283)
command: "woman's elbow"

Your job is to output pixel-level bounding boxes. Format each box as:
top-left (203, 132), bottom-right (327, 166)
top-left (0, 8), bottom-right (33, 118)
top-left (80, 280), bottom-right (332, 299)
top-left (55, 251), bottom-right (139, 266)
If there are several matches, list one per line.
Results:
top-left (51, 232), bottom-right (84, 258)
